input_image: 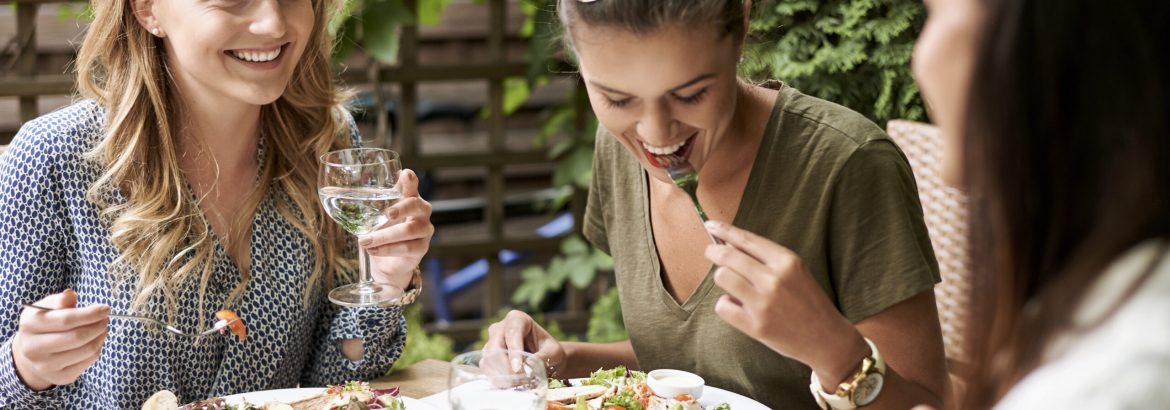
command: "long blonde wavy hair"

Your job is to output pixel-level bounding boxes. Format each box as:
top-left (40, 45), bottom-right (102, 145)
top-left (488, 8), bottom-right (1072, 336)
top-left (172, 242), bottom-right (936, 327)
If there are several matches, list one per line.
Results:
top-left (75, 0), bottom-right (353, 322)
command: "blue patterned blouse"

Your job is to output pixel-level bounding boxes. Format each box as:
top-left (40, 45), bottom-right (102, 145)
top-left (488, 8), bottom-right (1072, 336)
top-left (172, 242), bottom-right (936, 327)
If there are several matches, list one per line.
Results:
top-left (0, 101), bottom-right (406, 409)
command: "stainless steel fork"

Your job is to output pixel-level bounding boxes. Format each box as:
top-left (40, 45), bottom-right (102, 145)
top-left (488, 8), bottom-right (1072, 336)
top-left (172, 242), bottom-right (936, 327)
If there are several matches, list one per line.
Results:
top-left (664, 161), bottom-right (725, 245)
top-left (21, 303), bottom-right (239, 339)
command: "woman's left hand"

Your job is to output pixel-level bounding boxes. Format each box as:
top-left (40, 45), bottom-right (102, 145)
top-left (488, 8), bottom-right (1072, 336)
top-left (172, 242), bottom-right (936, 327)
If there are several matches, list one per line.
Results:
top-left (362, 169), bottom-right (434, 290)
top-left (703, 220), bottom-right (869, 380)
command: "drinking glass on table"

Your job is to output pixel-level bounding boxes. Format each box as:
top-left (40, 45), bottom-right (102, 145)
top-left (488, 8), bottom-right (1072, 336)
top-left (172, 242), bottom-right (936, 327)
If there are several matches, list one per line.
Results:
top-left (318, 148), bottom-right (418, 307)
top-left (448, 349), bottom-right (547, 410)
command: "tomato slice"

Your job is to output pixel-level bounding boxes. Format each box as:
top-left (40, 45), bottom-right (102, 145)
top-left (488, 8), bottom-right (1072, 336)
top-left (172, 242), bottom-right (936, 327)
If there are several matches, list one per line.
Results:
top-left (215, 309), bottom-right (246, 342)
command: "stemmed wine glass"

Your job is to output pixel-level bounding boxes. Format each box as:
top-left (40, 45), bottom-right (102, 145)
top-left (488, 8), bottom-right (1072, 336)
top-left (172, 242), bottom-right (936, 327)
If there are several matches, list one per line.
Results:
top-left (318, 148), bottom-right (416, 307)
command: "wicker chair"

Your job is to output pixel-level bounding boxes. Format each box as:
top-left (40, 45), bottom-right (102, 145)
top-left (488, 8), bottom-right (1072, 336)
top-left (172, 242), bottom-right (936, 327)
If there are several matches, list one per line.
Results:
top-left (886, 120), bottom-right (971, 368)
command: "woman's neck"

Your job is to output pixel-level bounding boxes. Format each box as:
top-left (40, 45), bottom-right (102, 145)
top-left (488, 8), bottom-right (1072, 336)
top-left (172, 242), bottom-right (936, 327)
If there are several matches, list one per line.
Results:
top-left (176, 91), bottom-right (261, 175)
top-left (702, 80), bottom-right (772, 182)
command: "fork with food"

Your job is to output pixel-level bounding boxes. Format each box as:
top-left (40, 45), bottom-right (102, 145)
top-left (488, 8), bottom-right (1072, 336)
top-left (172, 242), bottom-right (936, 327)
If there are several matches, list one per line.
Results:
top-left (21, 304), bottom-right (247, 341)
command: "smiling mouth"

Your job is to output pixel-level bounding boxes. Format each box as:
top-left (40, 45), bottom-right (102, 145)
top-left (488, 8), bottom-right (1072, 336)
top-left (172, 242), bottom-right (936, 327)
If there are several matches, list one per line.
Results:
top-left (642, 134), bottom-right (697, 168)
top-left (225, 43), bottom-right (288, 63)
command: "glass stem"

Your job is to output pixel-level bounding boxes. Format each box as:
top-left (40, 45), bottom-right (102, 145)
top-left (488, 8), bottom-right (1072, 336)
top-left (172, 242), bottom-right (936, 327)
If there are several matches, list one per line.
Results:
top-left (358, 234), bottom-right (375, 289)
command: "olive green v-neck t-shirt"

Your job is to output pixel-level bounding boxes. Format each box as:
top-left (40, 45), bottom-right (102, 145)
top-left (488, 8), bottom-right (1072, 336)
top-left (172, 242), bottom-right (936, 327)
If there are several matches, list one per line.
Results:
top-left (583, 83), bottom-right (940, 409)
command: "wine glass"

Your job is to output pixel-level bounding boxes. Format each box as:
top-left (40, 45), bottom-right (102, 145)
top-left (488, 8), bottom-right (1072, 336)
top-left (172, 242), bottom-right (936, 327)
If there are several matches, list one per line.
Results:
top-left (448, 349), bottom-right (547, 410)
top-left (318, 148), bottom-right (416, 307)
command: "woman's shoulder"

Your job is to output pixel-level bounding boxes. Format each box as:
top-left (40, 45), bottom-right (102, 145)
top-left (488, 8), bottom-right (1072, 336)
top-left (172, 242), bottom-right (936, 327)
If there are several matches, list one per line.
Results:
top-left (765, 82), bottom-right (890, 152)
top-left (8, 99), bottom-right (105, 159)
top-left (999, 240), bottom-right (1170, 408)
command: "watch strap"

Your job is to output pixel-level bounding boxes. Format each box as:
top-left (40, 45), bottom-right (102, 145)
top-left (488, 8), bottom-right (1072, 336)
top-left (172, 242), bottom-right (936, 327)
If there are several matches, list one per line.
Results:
top-left (808, 337), bottom-right (886, 410)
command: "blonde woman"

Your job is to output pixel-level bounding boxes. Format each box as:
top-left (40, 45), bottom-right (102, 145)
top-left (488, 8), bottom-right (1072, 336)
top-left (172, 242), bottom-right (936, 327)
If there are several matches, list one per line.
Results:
top-left (0, 0), bottom-right (432, 406)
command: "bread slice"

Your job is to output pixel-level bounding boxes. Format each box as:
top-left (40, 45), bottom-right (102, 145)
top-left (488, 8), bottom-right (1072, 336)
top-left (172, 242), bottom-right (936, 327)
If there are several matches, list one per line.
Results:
top-left (141, 390), bottom-right (179, 410)
top-left (547, 385), bottom-right (609, 403)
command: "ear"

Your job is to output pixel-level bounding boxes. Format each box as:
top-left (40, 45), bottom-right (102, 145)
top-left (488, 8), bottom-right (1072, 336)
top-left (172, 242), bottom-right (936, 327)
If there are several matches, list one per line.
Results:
top-left (131, 0), bottom-right (163, 36)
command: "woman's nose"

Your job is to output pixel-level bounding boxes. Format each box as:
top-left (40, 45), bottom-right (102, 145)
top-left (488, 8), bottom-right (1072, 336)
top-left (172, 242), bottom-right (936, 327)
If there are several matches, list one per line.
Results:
top-left (636, 101), bottom-right (676, 144)
top-left (250, 0), bottom-right (287, 38)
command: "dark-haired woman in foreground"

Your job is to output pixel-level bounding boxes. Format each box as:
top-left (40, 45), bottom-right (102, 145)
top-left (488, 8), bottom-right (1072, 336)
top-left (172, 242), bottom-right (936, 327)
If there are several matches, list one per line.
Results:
top-left (914, 0), bottom-right (1170, 407)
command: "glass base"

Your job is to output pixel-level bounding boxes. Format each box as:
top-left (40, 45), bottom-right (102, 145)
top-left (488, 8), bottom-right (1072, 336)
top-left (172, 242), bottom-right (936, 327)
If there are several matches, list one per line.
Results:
top-left (328, 283), bottom-right (406, 307)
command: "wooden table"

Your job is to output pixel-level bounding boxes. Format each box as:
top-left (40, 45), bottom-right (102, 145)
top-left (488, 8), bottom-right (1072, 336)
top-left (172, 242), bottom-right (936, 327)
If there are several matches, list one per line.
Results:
top-left (372, 359), bottom-right (453, 399)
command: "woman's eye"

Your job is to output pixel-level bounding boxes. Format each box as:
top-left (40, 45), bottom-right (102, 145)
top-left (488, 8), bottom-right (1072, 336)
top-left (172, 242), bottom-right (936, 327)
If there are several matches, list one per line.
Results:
top-left (674, 89), bottom-right (708, 105)
top-left (605, 97), bottom-right (632, 109)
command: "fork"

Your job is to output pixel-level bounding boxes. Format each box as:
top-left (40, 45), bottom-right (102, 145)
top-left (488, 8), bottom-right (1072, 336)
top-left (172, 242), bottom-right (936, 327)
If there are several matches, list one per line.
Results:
top-left (21, 303), bottom-right (240, 339)
top-left (663, 159), bottom-right (725, 245)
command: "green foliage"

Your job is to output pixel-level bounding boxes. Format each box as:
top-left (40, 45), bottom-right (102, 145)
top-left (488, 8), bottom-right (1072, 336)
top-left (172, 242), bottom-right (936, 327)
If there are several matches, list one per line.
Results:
top-left (389, 305), bottom-right (456, 373)
top-left (586, 287), bottom-right (627, 343)
top-left (360, 0), bottom-right (415, 64)
top-left (56, 3), bottom-right (94, 23)
top-left (512, 235), bottom-right (612, 309)
top-left (332, 0), bottom-right (454, 64)
top-left (741, 0), bottom-right (927, 123)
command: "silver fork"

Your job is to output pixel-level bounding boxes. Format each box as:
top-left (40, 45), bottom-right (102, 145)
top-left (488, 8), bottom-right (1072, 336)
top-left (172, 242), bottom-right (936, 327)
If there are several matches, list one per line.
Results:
top-left (21, 303), bottom-right (240, 339)
top-left (664, 160), bottom-right (725, 245)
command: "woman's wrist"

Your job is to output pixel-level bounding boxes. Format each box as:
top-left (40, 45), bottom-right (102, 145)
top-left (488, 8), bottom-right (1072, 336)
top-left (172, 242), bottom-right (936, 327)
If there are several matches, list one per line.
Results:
top-left (12, 339), bottom-right (53, 391)
top-left (809, 326), bottom-right (871, 391)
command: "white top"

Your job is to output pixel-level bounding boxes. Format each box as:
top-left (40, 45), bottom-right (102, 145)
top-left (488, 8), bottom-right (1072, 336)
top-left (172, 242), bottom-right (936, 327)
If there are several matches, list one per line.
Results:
top-left (996, 240), bottom-right (1170, 409)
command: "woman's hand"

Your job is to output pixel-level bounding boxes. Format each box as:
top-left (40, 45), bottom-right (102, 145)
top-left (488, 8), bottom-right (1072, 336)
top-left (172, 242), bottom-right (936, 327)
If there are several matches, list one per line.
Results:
top-left (703, 221), bottom-right (870, 384)
top-left (11, 289), bottom-right (110, 391)
top-left (484, 310), bottom-right (567, 373)
top-left (362, 169), bottom-right (434, 290)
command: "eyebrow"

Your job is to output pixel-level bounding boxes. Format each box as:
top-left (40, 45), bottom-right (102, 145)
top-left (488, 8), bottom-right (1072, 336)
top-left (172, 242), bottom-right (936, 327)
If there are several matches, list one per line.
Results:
top-left (590, 73), bottom-right (717, 97)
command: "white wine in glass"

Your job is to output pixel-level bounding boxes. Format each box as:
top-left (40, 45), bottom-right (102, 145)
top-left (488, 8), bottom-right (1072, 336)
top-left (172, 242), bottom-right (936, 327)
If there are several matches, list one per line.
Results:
top-left (318, 148), bottom-right (415, 307)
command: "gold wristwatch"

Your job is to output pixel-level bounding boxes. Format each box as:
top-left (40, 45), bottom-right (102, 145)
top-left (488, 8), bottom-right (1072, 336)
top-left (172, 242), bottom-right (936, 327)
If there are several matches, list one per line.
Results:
top-left (809, 337), bottom-right (886, 410)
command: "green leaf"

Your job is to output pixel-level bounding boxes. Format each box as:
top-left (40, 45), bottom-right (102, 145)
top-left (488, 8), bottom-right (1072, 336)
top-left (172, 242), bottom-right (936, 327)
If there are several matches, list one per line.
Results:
top-left (567, 261), bottom-right (595, 289)
top-left (513, 266), bottom-right (550, 308)
top-left (390, 305), bottom-right (455, 373)
top-left (362, 0), bottom-right (415, 64)
top-left (587, 287), bottom-right (627, 343)
top-left (590, 249), bottom-right (614, 271)
top-left (560, 235), bottom-right (588, 256)
top-left (545, 257), bottom-right (569, 290)
top-left (332, 17), bottom-right (360, 63)
top-left (417, 0), bottom-right (451, 26)
top-left (503, 77), bottom-right (533, 115)
top-left (552, 145), bottom-right (593, 189)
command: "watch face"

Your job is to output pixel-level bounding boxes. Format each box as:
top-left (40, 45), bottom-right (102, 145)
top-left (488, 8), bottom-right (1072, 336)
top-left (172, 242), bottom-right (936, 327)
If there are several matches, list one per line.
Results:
top-left (854, 373), bottom-right (885, 406)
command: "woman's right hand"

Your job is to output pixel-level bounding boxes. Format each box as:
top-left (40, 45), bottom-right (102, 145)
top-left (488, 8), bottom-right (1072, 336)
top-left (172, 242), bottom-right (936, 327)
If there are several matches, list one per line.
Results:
top-left (484, 310), bottom-right (566, 373)
top-left (11, 289), bottom-right (110, 391)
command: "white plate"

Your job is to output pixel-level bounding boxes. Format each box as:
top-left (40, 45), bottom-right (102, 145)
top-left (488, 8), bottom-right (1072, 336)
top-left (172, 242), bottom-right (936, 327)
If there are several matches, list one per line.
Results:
top-left (568, 379), bottom-right (771, 410)
top-left (420, 380), bottom-right (772, 410)
top-left (222, 388), bottom-right (440, 409)
top-left (688, 385), bottom-right (771, 410)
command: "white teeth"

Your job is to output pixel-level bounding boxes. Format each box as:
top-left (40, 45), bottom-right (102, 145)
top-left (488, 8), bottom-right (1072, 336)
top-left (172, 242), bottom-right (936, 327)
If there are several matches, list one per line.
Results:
top-left (641, 140), bottom-right (686, 155)
top-left (231, 47), bottom-right (281, 62)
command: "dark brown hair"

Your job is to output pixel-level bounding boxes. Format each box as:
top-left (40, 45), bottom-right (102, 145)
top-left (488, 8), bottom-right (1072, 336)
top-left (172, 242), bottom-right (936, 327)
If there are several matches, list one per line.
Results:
top-left (556, 0), bottom-right (747, 52)
top-left (960, 0), bottom-right (1170, 407)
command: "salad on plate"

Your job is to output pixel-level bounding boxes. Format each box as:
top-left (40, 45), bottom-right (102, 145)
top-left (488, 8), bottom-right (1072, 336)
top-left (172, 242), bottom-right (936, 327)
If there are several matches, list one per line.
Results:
top-left (544, 367), bottom-right (731, 410)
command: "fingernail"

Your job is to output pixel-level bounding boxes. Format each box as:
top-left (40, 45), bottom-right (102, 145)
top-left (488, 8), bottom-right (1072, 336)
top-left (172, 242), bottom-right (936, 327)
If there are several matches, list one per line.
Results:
top-left (704, 220), bottom-right (722, 231)
top-left (511, 357), bottom-right (522, 372)
top-left (359, 237), bottom-right (372, 247)
top-left (386, 208), bottom-right (399, 220)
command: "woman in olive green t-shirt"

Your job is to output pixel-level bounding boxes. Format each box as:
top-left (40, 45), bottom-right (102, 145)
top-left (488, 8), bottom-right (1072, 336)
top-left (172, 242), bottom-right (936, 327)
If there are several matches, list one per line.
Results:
top-left (483, 1), bottom-right (950, 409)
